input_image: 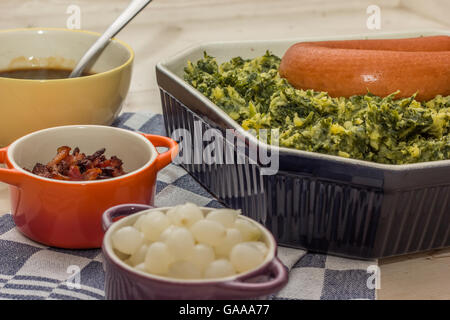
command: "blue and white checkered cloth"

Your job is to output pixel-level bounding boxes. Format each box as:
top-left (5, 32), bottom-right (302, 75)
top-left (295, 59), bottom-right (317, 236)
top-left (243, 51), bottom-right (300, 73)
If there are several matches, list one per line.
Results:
top-left (0, 112), bottom-right (377, 300)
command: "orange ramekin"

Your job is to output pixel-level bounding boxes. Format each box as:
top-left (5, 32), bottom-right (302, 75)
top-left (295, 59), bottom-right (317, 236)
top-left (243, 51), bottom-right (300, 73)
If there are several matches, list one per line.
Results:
top-left (0, 125), bottom-right (178, 249)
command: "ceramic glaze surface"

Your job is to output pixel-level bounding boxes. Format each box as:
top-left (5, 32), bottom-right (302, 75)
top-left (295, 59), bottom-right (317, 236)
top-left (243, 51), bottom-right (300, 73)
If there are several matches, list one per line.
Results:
top-left (0, 28), bottom-right (134, 147)
top-left (102, 204), bottom-right (288, 300)
top-left (0, 125), bottom-right (178, 248)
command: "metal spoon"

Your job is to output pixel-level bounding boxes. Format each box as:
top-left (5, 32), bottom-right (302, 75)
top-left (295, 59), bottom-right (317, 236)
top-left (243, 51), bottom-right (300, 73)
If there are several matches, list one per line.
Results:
top-left (69, 0), bottom-right (152, 78)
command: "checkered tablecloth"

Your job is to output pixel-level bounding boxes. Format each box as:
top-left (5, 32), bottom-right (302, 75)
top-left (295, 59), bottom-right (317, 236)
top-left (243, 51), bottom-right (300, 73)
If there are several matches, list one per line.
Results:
top-left (0, 112), bottom-right (377, 300)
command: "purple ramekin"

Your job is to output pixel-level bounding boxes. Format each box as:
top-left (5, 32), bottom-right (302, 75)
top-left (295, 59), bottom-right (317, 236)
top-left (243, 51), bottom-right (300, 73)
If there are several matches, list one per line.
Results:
top-left (101, 203), bottom-right (289, 300)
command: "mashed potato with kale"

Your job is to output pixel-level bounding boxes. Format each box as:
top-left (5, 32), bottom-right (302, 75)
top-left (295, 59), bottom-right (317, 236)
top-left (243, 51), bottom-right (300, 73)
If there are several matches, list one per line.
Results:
top-left (184, 52), bottom-right (450, 164)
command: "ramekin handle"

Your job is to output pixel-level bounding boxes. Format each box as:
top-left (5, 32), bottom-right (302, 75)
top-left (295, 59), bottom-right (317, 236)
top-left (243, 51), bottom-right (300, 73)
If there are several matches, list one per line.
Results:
top-left (142, 134), bottom-right (178, 171)
top-left (102, 203), bottom-right (153, 232)
top-left (0, 147), bottom-right (23, 187)
top-left (218, 258), bottom-right (288, 297)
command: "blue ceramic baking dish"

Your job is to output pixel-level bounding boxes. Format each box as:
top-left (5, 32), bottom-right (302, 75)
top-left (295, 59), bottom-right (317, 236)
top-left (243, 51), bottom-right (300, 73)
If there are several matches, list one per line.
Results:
top-left (155, 30), bottom-right (450, 259)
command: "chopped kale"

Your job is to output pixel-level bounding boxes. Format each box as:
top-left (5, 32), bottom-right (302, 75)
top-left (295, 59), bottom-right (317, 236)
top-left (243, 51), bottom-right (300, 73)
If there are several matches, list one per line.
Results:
top-left (184, 52), bottom-right (450, 165)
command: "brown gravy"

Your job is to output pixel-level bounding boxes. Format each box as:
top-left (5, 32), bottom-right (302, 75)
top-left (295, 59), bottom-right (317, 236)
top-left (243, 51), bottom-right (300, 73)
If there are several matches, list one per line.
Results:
top-left (0, 68), bottom-right (94, 80)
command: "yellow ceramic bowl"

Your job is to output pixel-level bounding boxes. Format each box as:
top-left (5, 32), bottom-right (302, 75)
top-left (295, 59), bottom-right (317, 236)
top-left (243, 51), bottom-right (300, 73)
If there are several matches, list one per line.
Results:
top-left (0, 28), bottom-right (134, 147)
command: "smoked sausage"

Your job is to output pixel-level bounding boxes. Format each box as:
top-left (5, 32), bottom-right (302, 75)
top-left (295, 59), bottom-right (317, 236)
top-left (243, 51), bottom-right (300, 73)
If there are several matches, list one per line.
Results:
top-left (279, 36), bottom-right (450, 101)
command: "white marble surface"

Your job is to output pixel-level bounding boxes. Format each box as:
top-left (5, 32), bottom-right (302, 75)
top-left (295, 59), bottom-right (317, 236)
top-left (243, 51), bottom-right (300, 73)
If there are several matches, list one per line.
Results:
top-left (0, 0), bottom-right (449, 300)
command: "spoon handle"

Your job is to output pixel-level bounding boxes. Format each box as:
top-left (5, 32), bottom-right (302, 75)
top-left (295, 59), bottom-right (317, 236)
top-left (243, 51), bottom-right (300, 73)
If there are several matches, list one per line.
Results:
top-left (69, 0), bottom-right (152, 78)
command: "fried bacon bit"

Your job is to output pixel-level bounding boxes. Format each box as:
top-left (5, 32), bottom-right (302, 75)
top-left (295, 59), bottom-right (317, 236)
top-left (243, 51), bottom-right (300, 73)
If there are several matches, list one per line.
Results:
top-left (28, 146), bottom-right (126, 181)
